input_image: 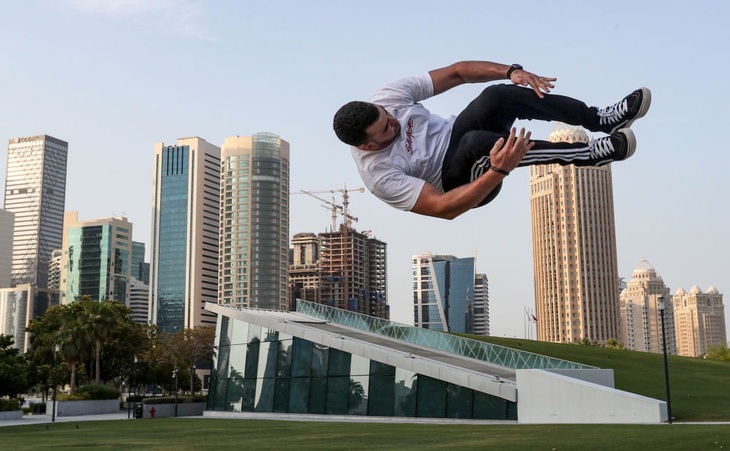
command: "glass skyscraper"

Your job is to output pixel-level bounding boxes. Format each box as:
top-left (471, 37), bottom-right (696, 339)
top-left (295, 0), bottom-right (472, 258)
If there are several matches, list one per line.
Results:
top-left (131, 241), bottom-right (149, 284)
top-left (150, 137), bottom-right (220, 332)
top-left (219, 133), bottom-right (289, 310)
top-left (4, 135), bottom-right (67, 289)
top-left (412, 254), bottom-right (475, 333)
top-left (60, 212), bottom-right (133, 305)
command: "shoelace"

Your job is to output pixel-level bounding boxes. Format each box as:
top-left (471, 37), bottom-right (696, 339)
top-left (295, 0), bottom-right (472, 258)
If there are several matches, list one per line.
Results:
top-left (591, 138), bottom-right (614, 158)
top-left (598, 99), bottom-right (628, 125)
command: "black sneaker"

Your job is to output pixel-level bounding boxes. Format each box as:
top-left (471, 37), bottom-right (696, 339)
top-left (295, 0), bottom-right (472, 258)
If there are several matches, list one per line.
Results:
top-left (598, 87), bottom-right (651, 134)
top-left (590, 128), bottom-right (636, 165)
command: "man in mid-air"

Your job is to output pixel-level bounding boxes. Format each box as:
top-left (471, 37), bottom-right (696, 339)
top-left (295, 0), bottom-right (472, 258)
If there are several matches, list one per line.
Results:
top-left (333, 60), bottom-right (651, 219)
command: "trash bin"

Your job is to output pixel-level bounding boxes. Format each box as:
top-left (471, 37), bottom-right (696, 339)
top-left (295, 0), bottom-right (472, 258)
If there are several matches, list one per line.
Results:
top-left (134, 404), bottom-right (143, 419)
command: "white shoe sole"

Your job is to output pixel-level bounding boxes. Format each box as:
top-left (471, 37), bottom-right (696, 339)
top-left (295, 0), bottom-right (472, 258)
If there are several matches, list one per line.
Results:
top-left (618, 128), bottom-right (637, 159)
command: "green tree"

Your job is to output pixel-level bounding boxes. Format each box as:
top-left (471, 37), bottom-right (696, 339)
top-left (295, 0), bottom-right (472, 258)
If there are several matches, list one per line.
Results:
top-left (26, 298), bottom-right (142, 393)
top-left (26, 304), bottom-right (74, 399)
top-left (82, 297), bottom-right (124, 384)
top-left (0, 335), bottom-right (31, 398)
top-left (164, 326), bottom-right (216, 394)
top-left (56, 314), bottom-right (90, 393)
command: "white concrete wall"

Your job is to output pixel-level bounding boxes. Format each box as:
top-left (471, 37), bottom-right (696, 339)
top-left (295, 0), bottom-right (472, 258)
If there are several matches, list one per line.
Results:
top-left (141, 402), bottom-right (206, 418)
top-left (516, 369), bottom-right (667, 424)
top-left (0, 410), bottom-right (23, 421)
top-left (49, 399), bottom-right (120, 417)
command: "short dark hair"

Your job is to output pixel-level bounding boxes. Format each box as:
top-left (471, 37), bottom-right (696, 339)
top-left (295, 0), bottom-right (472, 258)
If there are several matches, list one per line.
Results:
top-left (333, 101), bottom-right (380, 146)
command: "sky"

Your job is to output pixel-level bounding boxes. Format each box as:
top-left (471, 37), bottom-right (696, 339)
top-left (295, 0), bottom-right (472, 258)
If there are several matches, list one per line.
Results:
top-left (1, 0), bottom-right (728, 339)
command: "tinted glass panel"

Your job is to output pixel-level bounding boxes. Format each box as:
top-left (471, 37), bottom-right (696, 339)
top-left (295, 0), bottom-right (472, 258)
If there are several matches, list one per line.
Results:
top-left (288, 377), bottom-right (310, 413)
top-left (325, 376), bottom-right (350, 414)
top-left (446, 384), bottom-right (473, 418)
top-left (416, 376), bottom-right (446, 418)
top-left (394, 368), bottom-right (417, 417)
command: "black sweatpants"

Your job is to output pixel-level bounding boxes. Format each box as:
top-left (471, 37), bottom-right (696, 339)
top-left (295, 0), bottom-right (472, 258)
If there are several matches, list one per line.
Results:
top-left (441, 84), bottom-right (609, 206)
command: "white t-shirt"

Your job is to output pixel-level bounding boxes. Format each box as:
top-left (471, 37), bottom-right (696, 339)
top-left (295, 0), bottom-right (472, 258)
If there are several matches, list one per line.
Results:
top-left (350, 73), bottom-right (456, 211)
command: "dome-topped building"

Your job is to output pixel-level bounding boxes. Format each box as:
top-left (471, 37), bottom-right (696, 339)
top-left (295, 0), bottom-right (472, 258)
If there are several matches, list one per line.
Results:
top-left (673, 284), bottom-right (726, 357)
top-left (619, 259), bottom-right (675, 354)
top-left (530, 124), bottom-right (620, 344)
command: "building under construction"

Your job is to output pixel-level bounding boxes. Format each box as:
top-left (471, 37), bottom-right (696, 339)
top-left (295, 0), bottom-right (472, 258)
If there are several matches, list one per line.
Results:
top-left (289, 187), bottom-right (388, 319)
top-left (290, 227), bottom-right (388, 319)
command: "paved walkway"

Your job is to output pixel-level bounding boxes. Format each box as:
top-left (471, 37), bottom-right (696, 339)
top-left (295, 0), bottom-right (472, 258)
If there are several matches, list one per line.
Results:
top-left (0, 412), bottom-right (131, 428)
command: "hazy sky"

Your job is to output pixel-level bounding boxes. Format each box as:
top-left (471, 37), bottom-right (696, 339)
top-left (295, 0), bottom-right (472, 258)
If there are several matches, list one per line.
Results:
top-left (2, 0), bottom-right (728, 338)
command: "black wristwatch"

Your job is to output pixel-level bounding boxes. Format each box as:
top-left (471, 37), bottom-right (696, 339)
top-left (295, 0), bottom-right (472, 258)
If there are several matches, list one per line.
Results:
top-left (506, 64), bottom-right (523, 79)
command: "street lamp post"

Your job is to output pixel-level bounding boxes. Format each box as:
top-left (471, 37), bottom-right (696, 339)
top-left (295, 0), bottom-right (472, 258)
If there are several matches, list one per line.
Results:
top-left (132, 355), bottom-right (138, 419)
top-left (126, 378), bottom-right (131, 419)
top-left (52, 344), bottom-right (59, 422)
top-left (173, 368), bottom-right (179, 417)
top-left (658, 296), bottom-right (673, 424)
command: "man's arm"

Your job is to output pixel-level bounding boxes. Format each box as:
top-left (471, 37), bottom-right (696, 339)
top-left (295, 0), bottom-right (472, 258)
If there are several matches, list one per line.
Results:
top-left (410, 128), bottom-right (533, 219)
top-left (429, 61), bottom-right (556, 98)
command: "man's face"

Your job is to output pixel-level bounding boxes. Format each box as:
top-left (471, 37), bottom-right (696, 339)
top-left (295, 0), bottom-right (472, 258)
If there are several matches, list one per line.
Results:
top-left (358, 106), bottom-right (401, 151)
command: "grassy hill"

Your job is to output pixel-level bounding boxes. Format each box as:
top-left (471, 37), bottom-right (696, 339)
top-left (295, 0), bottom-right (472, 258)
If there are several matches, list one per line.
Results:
top-left (460, 334), bottom-right (730, 422)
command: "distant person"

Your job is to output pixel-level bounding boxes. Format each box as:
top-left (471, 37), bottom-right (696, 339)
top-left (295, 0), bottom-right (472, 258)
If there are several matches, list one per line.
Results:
top-left (333, 60), bottom-right (650, 219)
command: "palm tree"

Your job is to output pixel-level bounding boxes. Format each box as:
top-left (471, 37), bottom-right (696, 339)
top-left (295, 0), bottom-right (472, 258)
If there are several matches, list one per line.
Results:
top-left (82, 298), bottom-right (120, 384)
top-left (55, 316), bottom-right (90, 393)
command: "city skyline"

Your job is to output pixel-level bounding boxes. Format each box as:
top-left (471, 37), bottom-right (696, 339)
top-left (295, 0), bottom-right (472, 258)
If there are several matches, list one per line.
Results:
top-left (1, 1), bottom-right (728, 339)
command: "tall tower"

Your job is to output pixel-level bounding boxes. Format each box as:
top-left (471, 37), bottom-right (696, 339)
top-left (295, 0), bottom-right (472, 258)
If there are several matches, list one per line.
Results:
top-left (47, 249), bottom-right (62, 291)
top-left (673, 285), bottom-right (726, 357)
top-left (318, 227), bottom-right (388, 318)
top-left (289, 232), bottom-right (321, 308)
top-left (60, 212), bottom-right (133, 305)
top-left (0, 209), bottom-right (14, 288)
top-left (412, 254), bottom-right (475, 332)
top-left (530, 125), bottom-right (620, 343)
top-left (131, 241), bottom-right (149, 285)
top-left (619, 259), bottom-right (675, 353)
top-left (219, 133), bottom-right (289, 310)
top-left (150, 137), bottom-right (220, 332)
top-left (4, 135), bottom-right (68, 289)
top-left (473, 273), bottom-right (490, 336)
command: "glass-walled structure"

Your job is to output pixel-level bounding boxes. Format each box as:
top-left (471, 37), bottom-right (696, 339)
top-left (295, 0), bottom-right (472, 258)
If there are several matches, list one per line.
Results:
top-left (60, 212), bottom-right (133, 306)
top-left (412, 254), bottom-right (475, 332)
top-left (208, 313), bottom-right (516, 419)
top-left (203, 298), bottom-right (580, 420)
top-left (150, 137), bottom-right (221, 332)
top-left (219, 133), bottom-right (290, 311)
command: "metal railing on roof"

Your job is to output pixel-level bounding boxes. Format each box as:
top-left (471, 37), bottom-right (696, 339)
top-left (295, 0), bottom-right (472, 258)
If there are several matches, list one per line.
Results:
top-left (296, 300), bottom-right (595, 370)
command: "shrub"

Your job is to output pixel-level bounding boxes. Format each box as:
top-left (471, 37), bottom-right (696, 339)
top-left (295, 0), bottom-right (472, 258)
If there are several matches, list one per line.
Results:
top-left (30, 402), bottom-right (46, 414)
top-left (0, 398), bottom-right (21, 411)
top-left (58, 384), bottom-right (120, 401)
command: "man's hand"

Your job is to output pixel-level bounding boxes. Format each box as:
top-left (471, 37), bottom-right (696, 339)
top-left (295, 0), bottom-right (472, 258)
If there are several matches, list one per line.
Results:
top-left (488, 127), bottom-right (534, 173)
top-left (410, 127), bottom-right (534, 220)
top-left (509, 69), bottom-right (556, 98)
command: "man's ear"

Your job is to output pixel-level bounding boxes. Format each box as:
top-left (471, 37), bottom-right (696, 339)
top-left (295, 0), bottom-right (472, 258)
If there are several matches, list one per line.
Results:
top-left (357, 142), bottom-right (376, 151)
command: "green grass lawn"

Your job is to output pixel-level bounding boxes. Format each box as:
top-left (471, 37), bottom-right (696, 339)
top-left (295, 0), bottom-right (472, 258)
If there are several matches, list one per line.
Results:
top-left (466, 335), bottom-right (730, 422)
top-left (3, 336), bottom-right (728, 449)
top-left (1, 419), bottom-right (730, 450)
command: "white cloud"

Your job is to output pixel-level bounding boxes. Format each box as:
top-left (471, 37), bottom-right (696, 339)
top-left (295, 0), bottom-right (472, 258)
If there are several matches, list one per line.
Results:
top-left (67, 0), bottom-right (219, 42)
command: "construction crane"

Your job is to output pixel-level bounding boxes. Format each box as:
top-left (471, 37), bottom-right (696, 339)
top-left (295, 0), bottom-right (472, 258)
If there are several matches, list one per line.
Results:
top-left (293, 185), bottom-right (364, 231)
